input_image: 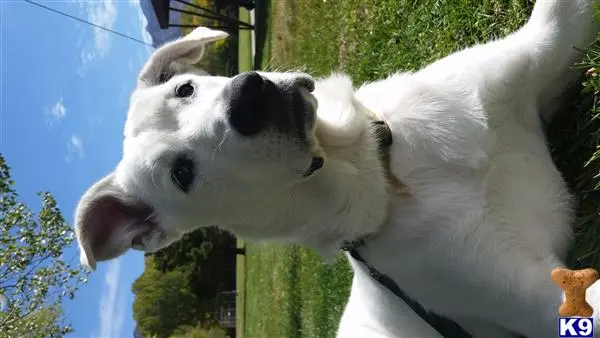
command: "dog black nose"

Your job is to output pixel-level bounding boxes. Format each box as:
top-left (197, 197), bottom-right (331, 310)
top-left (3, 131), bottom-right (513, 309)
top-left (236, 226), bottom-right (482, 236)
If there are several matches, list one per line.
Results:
top-left (226, 71), bottom-right (277, 136)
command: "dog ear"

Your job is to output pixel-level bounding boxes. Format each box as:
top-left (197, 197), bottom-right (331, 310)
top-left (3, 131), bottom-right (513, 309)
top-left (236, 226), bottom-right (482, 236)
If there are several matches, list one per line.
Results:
top-left (74, 173), bottom-right (155, 270)
top-left (137, 27), bottom-right (229, 88)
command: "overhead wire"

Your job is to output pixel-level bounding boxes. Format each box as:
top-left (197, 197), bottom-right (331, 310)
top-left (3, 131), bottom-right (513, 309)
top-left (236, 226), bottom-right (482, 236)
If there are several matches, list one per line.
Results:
top-left (23, 0), bottom-right (155, 49)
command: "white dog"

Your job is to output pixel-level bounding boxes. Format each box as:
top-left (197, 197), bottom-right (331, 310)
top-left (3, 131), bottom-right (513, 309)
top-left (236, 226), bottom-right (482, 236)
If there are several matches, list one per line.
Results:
top-left (74, 0), bottom-right (600, 337)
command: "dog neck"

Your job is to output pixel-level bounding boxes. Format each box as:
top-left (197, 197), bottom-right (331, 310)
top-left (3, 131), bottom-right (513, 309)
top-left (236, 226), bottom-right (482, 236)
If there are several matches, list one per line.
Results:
top-left (228, 74), bottom-right (392, 258)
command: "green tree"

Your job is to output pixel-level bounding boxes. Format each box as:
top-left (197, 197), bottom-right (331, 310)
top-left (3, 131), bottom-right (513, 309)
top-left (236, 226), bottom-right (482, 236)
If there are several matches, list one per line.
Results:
top-left (5, 305), bottom-right (69, 337)
top-left (152, 227), bottom-right (237, 299)
top-left (132, 259), bottom-right (201, 338)
top-left (133, 227), bottom-right (237, 337)
top-left (0, 154), bottom-right (88, 337)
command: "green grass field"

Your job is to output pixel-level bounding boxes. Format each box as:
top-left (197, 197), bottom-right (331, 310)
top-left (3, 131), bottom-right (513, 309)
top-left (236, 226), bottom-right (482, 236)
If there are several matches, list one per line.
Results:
top-left (237, 1), bottom-right (600, 337)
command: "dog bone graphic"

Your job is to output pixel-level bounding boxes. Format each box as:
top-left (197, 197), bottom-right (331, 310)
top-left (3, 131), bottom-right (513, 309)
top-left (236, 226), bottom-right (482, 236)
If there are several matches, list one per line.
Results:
top-left (551, 267), bottom-right (599, 317)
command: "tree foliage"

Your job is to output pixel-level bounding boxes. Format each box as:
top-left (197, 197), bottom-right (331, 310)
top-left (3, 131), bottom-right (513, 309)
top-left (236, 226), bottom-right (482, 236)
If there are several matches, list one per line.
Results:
top-left (0, 154), bottom-right (88, 337)
top-left (152, 227), bottom-right (237, 299)
top-left (132, 228), bottom-right (237, 338)
top-left (4, 305), bottom-right (69, 338)
top-left (132, 260), bottom-right (201, 338)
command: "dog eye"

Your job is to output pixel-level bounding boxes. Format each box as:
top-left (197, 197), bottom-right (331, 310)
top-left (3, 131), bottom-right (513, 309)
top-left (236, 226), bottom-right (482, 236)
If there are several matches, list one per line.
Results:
top-left (170, 156), bottom-right (195, 193)
top-left (175, 81), bottom-right (195, 98)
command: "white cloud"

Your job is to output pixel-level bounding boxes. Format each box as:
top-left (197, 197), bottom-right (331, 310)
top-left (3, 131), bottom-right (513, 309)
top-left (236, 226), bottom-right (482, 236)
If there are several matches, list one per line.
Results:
top-left (51, 98), bottom-right (67, 119)
top-left (97, 259), bottom-right (126, 338)
top-left (89, 0), bottom-right (117, 57)
top-left (81, 50), bottom-right (94, 63)
top-left (66, 135), bottom-right (84, 163)
top-left (129, 0), bottom-right (153, 53)
top-left (45, 97), bottom-right (67, 126)
top-left (76, 0), bottom-right (118, 76)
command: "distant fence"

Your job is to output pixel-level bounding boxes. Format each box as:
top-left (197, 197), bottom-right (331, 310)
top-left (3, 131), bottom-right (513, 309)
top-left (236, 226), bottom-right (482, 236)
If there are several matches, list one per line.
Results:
top-left (144, 0), bottom-right (253, 76)
top-left (150, 0), bottom-right (254, 34)
top-left (217, 290), bottom-right (237, 329)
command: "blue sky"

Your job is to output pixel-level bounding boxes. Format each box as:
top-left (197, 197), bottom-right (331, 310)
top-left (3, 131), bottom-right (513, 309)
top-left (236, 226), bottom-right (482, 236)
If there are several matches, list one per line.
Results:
top-left (1, 1), bottom-right (156, 337)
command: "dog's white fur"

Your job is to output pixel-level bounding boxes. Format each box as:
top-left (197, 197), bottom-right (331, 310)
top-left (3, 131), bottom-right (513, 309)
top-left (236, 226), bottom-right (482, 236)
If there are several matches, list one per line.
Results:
top-left (74, 1), bottom-right (600, 337)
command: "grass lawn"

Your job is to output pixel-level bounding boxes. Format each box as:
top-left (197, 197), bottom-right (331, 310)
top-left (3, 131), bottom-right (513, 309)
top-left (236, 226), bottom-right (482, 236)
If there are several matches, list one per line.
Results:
top-left (239, 1), bottom-right (600, 337)
top-left (237, 8), bottom-right (253, 74)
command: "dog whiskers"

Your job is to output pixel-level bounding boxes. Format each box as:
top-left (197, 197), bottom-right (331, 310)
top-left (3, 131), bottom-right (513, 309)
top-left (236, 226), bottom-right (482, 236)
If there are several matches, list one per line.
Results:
top-left (149, 161), bottom-right (160, 190)
top-left (212, 129), bottom-right (229, 161)
top-left (262, 60), bottom-right (305, 74)
top-left (262, 56), bottom-right (277, 72)
top-left (143, 212), bottom-right (155, 223)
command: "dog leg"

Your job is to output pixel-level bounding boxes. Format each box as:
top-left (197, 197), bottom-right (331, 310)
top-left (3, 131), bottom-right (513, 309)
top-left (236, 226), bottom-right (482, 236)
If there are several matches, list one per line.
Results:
top-left (500, 0), bottom-right (598, 102)
top-left (521, 0), bottom-right (599, 122)
top-left (505, 0), bottom-right (598, 125)
top-left (421, 0), bottom-right (598, 126)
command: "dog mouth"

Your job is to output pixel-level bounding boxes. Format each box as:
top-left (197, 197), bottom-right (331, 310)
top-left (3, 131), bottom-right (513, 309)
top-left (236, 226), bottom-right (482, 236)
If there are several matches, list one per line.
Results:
top-left (128, 214), bottom-right (153, 248)
top-left (130, 221), bottom-right (158, 251)
top-left (122, 203), bottom-right (168, 252)
top-left (303, 156), bottom-right (325, 178)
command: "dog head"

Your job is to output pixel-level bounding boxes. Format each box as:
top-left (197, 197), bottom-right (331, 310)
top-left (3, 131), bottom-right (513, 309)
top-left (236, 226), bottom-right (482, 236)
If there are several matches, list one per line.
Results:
top-left (75, 27), bottom-right (325, 270)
